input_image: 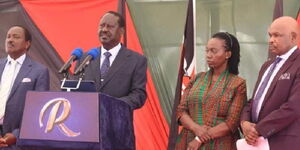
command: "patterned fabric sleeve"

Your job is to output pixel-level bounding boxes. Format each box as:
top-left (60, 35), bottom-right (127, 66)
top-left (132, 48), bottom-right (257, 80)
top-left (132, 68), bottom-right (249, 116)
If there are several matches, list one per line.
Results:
top-left (176, 73), bottom-right (202, 122)
top-left (224, 79), bottom-right (247, 133)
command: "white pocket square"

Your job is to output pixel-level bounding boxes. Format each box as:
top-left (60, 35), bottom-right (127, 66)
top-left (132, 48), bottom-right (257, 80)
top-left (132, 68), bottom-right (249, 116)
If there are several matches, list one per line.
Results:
top-left (279, 73), bottom-right (290, 80)
top-left (22, 78), bottom-right (31, 83)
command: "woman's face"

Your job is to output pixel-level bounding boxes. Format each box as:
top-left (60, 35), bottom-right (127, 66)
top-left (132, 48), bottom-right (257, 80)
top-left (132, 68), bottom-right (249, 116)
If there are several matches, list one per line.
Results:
top-left (205, 38), bottom-right (231, 70)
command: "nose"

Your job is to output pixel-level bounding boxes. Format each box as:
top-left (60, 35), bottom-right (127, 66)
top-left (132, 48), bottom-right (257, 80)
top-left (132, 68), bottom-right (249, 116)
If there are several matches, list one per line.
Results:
top-left (206, 51), bottom-right (212, 59)
top-left (269, 36), bottom-right (274, 44)
top-left (101, 25), bottom-right (108, 32)
top-left (6, 37), bottom-right (13, 43)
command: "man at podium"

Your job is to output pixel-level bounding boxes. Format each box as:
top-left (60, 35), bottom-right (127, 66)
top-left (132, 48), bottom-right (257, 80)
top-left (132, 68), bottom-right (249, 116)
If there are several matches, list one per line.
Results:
top-left (76, 11), bottom-right (147, 148)
top-left (0, 25), bottom-right (50, 149)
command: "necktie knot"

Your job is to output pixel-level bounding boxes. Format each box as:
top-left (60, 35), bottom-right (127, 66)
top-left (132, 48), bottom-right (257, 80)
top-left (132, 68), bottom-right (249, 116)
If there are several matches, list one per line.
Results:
top-left (10, 60), bottom-right (17, 65)
top-left (274, 57), bottom-right (282, 65)
top-left (104, 52), bottom-right (111, 58)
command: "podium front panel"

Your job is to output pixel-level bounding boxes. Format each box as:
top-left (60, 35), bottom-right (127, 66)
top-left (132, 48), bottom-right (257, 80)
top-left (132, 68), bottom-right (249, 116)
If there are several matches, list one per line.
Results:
top-left (19, 91), bottom-right (99, 144)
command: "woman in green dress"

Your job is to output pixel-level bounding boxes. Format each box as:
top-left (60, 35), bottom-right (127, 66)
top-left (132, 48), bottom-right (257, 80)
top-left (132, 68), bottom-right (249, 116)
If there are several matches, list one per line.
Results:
top-left (176, 32), bottom-right (247, 150)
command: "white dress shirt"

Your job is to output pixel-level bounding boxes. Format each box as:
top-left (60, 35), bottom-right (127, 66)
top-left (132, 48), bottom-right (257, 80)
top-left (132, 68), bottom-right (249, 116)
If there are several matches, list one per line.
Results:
top-left (254, 46), bottom-right (297, 117)
top-left (100, 43), bottom-right (121, 68)
top-left (0, 54), bottom-right (26, 124)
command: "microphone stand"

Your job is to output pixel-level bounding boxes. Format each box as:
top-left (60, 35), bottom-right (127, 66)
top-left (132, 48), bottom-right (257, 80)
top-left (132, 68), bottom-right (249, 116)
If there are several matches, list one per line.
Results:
top-left (61, 77), bottom-right (83, 92)
top-left (60, 66), bottom-right (87, 92)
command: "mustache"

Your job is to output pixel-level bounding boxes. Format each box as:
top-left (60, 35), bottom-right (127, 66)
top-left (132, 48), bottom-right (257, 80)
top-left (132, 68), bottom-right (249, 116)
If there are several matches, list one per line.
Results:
top-left (100, 31), bottom-right (110, 35)
top-left (6, 42), bottom-right (14, 47)
top-left (269, 44), bottom-right (276, 49)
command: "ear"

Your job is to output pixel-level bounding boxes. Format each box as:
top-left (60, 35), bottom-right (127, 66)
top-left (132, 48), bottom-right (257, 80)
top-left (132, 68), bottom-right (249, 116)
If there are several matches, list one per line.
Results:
top-left (291, 31), bottom-right (297, 43)
top-left (119, 27), bottom-right (125, 35)
top-left (25, 41), bottom-right (31, 50)
top-left (226, 51), bottom-right (232, 59)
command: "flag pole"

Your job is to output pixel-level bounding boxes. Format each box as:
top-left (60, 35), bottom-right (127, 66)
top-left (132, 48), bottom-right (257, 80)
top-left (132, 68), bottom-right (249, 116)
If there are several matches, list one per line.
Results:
top-left (118, 0), bottom-right (127, 47)
top-left (167, 0), bottom-right (195, 149)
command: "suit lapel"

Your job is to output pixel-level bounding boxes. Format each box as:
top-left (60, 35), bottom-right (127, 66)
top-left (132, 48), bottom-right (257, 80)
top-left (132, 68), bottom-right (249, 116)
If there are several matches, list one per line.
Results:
top-left (100, 47), bottom-right (130, 89)
top-left (251, 60), bottom-right (273, 99)
top-left (8, 56), bottom-right (32, 100)
top-left (93, 48), bottom-right (101, 91)
top-left (0, 58), bottom-right (7, 82)
top-left (262, 49), bottom-right (300, 107)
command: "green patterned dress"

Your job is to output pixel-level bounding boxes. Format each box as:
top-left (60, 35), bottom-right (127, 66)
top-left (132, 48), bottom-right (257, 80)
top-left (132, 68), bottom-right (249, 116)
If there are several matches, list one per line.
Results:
top-left (176, 70), bottom-right (247, 150)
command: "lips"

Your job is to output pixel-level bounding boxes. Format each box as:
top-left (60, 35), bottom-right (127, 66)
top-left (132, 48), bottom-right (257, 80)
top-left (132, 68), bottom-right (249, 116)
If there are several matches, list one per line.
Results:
top-left (269, 45), bottom-right (276, 51)
top-left (100, 33), bottom-right (110, 41)
top-left (206, 60), bottom-right (213, 64)
top-left (100, 36), bottom-right (108, 40)
top-left (6, 43), bottom-right (14, 48)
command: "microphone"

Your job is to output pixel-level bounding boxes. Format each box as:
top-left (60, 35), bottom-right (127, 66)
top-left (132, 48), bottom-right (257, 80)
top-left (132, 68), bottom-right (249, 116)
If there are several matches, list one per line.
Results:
top-left (58, 48), bottom-right (83, 74)
top-left (74, 48), bottom-right (100, 75)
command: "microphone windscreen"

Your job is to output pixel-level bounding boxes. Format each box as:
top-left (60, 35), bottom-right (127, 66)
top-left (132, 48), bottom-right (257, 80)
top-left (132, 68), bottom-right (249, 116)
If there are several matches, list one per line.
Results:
top-left (71, 48), bottom-right (83, 60)
top-left (86, 48), bottom-right (100, 60)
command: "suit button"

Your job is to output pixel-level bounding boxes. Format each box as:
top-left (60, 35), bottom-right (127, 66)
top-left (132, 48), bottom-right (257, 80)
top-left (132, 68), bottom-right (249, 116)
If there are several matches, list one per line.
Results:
top-left (267, 129), bottom-right (275, 136)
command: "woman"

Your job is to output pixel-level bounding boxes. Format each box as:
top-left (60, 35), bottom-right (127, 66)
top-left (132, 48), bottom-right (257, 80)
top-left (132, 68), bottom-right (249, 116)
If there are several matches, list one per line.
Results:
top-left (176, 32), bottom-right (247, 150)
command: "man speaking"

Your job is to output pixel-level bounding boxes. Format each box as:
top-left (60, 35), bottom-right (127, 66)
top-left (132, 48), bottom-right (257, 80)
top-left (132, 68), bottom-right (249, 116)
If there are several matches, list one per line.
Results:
top-left (76, 11), bottom-right (147, 149)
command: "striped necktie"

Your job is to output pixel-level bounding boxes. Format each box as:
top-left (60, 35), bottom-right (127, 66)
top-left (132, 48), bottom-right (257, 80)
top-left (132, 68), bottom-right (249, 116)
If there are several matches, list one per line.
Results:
top-left (251, 57), bottom-right (282, 122)
top-left (100, 52), bottom-right (112, 78)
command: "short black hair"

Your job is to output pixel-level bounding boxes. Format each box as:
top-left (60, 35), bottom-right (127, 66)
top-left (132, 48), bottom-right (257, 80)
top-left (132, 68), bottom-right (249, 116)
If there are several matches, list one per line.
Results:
top-left (212, 32), bottom-right (240, 75)
top-left (9, 25), bottom-right (32, 42)
top-left (7, 25), bottom-right (32, 51)
top-left (106, 11), bottom-right (125, 28)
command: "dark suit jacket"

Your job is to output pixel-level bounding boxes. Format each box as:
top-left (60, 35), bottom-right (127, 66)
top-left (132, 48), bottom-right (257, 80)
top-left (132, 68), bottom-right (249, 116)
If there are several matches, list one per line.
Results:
top-left (241, 48), bottom-right (300, 150)
top-left (78, 46), bottom-right (147, 109)
top-left (0, 56), bottom-right (49, 150)
top-left (77, 46), bottom-right (147, 149)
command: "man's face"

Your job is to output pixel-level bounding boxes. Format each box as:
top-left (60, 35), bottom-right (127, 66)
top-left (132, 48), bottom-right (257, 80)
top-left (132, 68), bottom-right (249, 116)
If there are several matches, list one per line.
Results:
top-left (5, 26), bottom-right (30, 59)
top-left (268, 23), bottom-right (294, 56)
top-left (98, 13), bottom-right (124, 50)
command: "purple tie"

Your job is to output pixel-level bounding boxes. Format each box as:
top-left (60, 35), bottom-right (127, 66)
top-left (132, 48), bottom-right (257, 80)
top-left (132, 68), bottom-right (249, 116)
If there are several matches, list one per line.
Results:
top-left (100, 52), bottom-right (112, 77)
top-left (251, 57), bottom-right (282, 122)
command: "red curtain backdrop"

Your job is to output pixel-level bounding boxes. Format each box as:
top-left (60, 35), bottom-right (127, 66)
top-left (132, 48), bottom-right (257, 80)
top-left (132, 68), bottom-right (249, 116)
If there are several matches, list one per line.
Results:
top-left (20, 0), bottom-right (169, 149)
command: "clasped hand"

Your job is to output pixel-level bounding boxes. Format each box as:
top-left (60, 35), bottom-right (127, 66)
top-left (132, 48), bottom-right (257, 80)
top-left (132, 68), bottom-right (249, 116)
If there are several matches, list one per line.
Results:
top-left (241, 121), bottom-right (259, 145)
top-left (0, 133), bottom-right (17, 147)
top-left (187, 124), bottom-right (212, 150)
top-left (193, 124), bottom-right (212, 143)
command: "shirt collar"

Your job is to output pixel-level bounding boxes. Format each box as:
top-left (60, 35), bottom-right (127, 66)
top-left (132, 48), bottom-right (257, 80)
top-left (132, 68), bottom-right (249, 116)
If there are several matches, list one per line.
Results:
top-left (101, 43), bottom-right (121, 56)
top-left (277, 46), bottom-right (297, 61)
top-left (7, 53), bottom-right (26, 65)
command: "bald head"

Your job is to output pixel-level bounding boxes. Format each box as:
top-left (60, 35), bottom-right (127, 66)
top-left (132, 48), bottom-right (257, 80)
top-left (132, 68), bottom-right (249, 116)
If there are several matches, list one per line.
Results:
top-left (268, 16), bottom-right (300, 55)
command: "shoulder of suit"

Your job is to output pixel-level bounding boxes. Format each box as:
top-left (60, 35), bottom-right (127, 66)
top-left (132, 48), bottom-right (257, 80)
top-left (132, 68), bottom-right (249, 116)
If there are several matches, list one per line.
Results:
top-left (122, 47), bottom-right (146, 58)
top-left (293, 48), bottom-right (300, 60)
top-left (0, 57), bottom-right (6, 62)
top-left (26, 57), bottom-right (48, 71)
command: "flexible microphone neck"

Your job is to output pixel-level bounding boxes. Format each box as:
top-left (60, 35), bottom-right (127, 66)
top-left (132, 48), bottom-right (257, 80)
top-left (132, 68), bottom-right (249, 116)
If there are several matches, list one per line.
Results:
top-left (58, 48), bottom-right (83, 74)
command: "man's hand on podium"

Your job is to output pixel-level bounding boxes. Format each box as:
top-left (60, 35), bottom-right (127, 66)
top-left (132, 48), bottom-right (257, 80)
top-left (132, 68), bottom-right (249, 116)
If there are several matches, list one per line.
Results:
top-left (0, 133), bottom-right (16, 147)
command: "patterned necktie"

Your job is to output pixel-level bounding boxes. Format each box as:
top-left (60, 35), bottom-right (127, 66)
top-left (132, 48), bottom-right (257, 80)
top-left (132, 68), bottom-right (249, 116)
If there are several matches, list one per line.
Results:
top-left (0, 60), bottom-right (18, 120)
top-left (251, 57), bottom-right (282, 122)
top-left (100, 52), bottom-right (112, 77)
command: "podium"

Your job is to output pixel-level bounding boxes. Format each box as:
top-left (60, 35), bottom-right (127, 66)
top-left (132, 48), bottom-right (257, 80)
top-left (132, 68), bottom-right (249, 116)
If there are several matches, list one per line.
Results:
top-left (17, 91), bottom-right (134, 150)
